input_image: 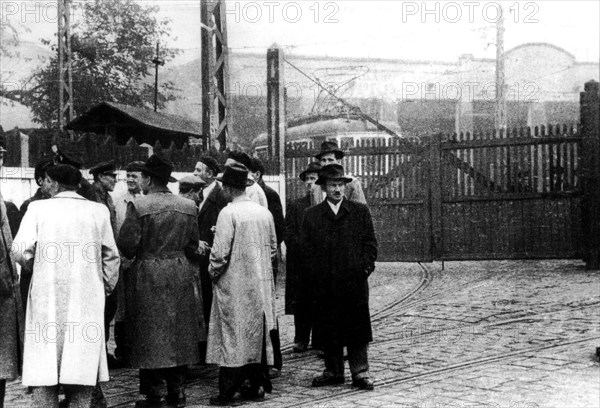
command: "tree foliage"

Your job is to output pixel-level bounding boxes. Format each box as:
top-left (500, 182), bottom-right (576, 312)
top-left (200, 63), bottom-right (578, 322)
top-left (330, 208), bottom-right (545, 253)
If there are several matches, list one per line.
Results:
top-left (24, 0), bottom-right (179, 128)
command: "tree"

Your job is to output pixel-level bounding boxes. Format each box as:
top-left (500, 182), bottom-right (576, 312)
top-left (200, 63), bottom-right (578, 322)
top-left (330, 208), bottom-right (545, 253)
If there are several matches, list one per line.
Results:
top-left (24, 0), bottom-right (179, 128)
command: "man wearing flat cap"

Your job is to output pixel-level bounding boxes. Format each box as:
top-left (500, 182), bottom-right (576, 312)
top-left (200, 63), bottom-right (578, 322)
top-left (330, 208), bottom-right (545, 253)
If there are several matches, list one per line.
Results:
top-left (311, 141), bottom-right (366, 205)
top-left (301, 164), bottom-right (377, 391)
top-left (112, 161), bottom-right (145, 368)
top-left (193, 156), bottom-right (228, 329)
top-left (206, 163), bottom-right (277, 405)
top-left (118, 155), bottom-right (205, 408)
top-left (179, 175), bottom-right (206, 206)
top-left (12, 164), bottom-right (120, 408)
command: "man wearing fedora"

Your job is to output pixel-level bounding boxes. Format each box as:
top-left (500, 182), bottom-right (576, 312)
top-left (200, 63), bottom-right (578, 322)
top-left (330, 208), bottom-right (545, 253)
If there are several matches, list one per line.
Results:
top-left (206, 164), bottom-right (277, 406)
top-left (194, 156), bottom-right (227, 329)
top-left (12, 164), bottom-right (120, 408)
top-left (117, 155), bottom-right (205, 408)
top-left (312, 141), bottom-right (366, 205)
top-left (285, 161), bottom-right (322, 353)
top-left (301, 164), bottom-right (377, 391)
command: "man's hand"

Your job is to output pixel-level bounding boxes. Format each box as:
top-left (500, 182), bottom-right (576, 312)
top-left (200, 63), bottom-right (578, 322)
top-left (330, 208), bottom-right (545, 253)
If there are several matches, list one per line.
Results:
top-left (198, 240), bottom-right (211, 256)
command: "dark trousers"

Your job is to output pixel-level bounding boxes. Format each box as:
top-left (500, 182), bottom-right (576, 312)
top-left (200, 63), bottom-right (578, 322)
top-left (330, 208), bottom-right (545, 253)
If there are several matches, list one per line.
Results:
top-left (324, 342), bottom-right (369, 380)
top-left (0, 379), bottom-right (5, 408)
top-left (294, 309), bottom-right (312, 345)
top-left (104, 291), bottom-right (118, 344)
top-left (32, 385), bottom-right (94, 408)
top-left (140, 366), bottom-right (187, 398)
top-left (270, 255), bottom-right (282, 370)
top-left (20, 270), bottom-right (32, 316)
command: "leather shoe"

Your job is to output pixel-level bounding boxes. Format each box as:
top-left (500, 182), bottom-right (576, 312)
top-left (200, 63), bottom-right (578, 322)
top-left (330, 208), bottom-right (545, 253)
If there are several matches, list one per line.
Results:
top-left (312, 374), bottom-right (344, 387)
top-left (267, 367), bottom-right (280, 379)
top-left (352, 378), bottom-right (374, 390)
top-left (135, 396), bottom-right (164, 407)
top-left (241, 385), bottom-right (265, 401)
top-left (293, 342), bottom-right (308, 353)
top-left (209, 392), bottom-right (242, 406)
top-left (166, 391), bottom-right (186, 407)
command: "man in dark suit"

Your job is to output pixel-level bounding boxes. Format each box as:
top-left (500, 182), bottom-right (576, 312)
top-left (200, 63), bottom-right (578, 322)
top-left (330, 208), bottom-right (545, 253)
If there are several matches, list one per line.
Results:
top-left (285, 162), bottom-right (321, 353)
top-left (301, 164), bottom-right (378, 391)
top-left (249, 157), bottom-right (285, 378)
top-left (194, 156), bottom-right (228, 326)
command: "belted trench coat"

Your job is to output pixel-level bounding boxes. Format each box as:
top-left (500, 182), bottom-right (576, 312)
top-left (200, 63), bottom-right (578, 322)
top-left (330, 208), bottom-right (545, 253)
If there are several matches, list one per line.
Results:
top-left (117, 189), bottom-right (205, 369)
top-left (301, 198), bottom-right (377, 346)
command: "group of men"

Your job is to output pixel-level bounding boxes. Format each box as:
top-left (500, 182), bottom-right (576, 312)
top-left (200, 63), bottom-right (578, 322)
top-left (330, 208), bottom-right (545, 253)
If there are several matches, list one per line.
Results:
top-left (0, 133), bottom-right (378, 408)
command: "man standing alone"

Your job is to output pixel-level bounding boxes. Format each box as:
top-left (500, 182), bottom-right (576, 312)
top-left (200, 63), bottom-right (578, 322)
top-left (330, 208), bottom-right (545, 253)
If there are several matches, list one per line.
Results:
top-left (118, 155), bottom-right (204, 408)
top-left (207, 164), bottom-right (277, 406)
top-left (302, 164), bottom-right (377, 390)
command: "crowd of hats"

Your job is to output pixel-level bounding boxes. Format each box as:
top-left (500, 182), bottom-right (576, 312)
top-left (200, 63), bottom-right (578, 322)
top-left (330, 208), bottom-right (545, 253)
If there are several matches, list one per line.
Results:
top-left (18, 139), bottom-right (351, 190)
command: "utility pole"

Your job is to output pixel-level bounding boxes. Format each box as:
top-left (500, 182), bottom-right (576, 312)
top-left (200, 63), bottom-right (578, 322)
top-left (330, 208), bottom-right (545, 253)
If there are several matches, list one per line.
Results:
top-left (494, 4), bottom-right (507, 131)
top-left (57, 0), bottom-right (74, 135)
top-left (200, 0), bottom-right (230, 151)
top-left (152, 42), bottom-right (165, 112)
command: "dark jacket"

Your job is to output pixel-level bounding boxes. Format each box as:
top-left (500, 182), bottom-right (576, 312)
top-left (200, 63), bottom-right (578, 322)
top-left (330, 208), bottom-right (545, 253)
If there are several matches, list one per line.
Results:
top-left (258, 180), bottom-right (285, 245)
top-left (301, 198), bottom-right (377, 346)
top-left (197, 181), bottom-right (228, 324)
top-left (19, 188), bottom-right (47, 219)
top-left (284, 194), bottom-right (312, 314)
top-left (92, 181), bottom-right (117, 237)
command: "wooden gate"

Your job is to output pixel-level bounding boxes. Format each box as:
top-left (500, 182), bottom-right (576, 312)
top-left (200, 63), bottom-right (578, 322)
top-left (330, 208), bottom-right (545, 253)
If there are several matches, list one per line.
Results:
top-left (434, 125), bottom-right (583, 260)
top-left (284, 125), bottom-right (585, 262)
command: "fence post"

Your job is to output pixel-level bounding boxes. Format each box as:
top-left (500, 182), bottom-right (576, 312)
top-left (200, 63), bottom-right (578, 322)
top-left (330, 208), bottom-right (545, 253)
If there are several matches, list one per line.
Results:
top-left (429, 134), bottom-right (443, 261)
top-left (580, 80), bottom-right (600, 269)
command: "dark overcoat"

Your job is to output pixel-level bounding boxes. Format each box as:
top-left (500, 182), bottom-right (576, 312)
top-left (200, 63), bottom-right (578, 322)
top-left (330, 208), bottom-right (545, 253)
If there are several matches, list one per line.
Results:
top-left (117, 189), bottom-right (205, 369)
top-left (0, 194), bottom-right (24, 381)
top-left (197, 182), bottom-right (228, 323)
top-left (301, 199), bottom-right (377, 346)
top-left (258, 180), bottom-right (285, 245)
top-left (284, 194), bottom-right (312, 315)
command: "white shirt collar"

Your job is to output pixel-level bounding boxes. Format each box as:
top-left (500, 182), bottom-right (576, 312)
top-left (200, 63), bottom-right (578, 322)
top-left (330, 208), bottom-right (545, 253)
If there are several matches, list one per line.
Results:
top-left (327, 198), bottom-right (343, 215)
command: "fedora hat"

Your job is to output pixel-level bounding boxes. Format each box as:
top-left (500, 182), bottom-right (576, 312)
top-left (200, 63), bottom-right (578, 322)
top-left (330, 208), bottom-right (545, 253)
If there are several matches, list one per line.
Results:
top-left (316, 164), bottom-right (352, 185)
top-left (46, 164), bottom-right (82, 188)
top-left (217, 163), bottom-right (254, 189)
top-left (140, 154), bottom-right (177, 183)
top-left (299, 161), bottom-right (321, 181)
top-left (315, 141), bottom-right (344, 160)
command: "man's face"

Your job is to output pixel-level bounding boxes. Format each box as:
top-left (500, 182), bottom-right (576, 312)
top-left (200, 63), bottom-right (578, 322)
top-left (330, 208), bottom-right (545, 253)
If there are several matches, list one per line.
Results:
top-left (303, 172), bottom-right (319, 193)
top-left (324, 179), bottom-right (345, 204)
top-left (139, 174), bottom-right (151, 195)
top-left (44, 176), bottom-right (60, 197)
top-left (194, 162), bottom-right (213, 183)
top-left (320, 153), bottom-right (339, 166)
top-left (126, 171), bottom-right (142, 193)
top-left (40, 173), bottom-right (54, 196)
top-left (99, 173), bottom-right (117, 192)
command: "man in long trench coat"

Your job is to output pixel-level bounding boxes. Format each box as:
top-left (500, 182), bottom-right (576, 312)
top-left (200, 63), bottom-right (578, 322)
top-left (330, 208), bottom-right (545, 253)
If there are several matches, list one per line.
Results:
top-left (11, 164), bottom-right (120, 408)
top-left (206, 164), bottom-right (277, 406)
top-left (0, 129), bottom-right (24, 408)
top-left (117, 155), bottom-right (205, 408)
top-left (301, 164), bottom-right (377, 391)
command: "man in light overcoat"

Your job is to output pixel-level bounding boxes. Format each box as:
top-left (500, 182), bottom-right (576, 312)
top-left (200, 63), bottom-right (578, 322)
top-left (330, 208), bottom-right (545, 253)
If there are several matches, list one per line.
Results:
top-left (11, 164), bottom-right (120, 408)
top-left (206, 164), bottom-right (277, 406)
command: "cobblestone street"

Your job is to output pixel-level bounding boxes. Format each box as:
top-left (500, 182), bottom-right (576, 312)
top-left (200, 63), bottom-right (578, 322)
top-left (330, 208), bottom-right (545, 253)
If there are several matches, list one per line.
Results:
top-left (5, 260), bottom-right (600, 408)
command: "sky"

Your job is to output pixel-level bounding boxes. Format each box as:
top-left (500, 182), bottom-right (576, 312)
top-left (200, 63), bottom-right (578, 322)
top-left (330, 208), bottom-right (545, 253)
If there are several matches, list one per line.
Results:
top-left (3, 0), bottom-right (600, 64)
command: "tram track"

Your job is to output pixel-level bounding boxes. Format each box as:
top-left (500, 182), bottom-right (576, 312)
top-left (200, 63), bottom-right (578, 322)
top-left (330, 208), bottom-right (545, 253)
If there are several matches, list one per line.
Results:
top-left (284, 335), bottom-right (600, 407)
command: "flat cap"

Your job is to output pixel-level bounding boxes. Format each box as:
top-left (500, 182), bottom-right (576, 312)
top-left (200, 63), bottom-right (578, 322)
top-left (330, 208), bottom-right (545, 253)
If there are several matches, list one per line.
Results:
top-left (125, 161), bottom-right (146, 172)
top-left (198, 156), bottom-right (221, 175)
top-left (179, 175), bottom-right (206, 190)
top-left (89, 161), bottom-right (117, 176)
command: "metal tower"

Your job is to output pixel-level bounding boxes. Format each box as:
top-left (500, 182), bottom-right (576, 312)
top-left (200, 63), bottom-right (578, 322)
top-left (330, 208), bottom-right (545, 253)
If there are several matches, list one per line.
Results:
top-left (201, 0), bottom-right (230, 151)
top-left (57, 0), bottom-right (74, 131)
